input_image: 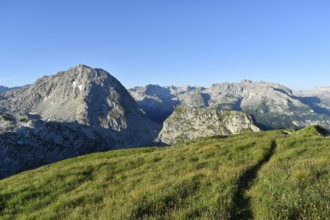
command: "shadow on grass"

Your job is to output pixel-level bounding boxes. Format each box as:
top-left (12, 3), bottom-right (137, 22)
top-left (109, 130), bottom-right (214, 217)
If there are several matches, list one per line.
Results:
top-left (230, 140), bottom-right (277, 220)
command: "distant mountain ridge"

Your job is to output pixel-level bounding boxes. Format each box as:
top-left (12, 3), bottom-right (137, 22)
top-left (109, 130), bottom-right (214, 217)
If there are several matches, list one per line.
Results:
top-left (0, 85), bottom-right (10, 93)
top-left (129, 81), bottom-right (330, 130)
top-left (296, 87), bottom-right (330, 115)
top-left (0, 85), bottom-right (30, 93)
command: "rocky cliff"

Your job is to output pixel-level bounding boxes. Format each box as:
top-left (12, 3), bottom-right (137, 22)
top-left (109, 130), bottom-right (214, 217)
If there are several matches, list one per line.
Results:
top-left (0, 65), bottom-right (160, 178)
top-left (158, 106), bottom-right (260, 145)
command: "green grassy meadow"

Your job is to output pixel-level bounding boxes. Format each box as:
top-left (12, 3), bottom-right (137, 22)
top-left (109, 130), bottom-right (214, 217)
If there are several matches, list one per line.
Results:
top-left (0, 126), bottom-right (329, 219)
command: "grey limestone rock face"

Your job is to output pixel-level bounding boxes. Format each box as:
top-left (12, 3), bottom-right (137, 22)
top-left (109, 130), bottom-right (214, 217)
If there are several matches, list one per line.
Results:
top-left (157, 106), bottom-right (260, 145)
top-left (0, 65), bottom-right (160, 179)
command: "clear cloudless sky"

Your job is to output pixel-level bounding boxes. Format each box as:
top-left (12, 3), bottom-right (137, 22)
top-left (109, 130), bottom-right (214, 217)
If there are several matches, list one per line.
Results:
top-left (0, 0), bottom-right (330, 90)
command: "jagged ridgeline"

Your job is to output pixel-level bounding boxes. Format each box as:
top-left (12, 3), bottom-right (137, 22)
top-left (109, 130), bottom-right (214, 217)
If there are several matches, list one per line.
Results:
top-left (0, 65), bottom-right (160, 178)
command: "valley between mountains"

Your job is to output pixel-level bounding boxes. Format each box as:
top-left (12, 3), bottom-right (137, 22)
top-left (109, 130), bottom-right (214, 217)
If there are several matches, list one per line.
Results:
top-left (0, 65), bottom-right (329, 219)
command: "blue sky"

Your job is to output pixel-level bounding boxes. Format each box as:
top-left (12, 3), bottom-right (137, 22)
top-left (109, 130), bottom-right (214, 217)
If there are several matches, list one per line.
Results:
top-left (0, 0), bottom-right (330, 90)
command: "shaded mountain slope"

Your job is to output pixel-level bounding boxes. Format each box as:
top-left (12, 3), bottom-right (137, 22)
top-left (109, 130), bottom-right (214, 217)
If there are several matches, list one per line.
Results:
top-left (0, 86), bottom-right (10, 93)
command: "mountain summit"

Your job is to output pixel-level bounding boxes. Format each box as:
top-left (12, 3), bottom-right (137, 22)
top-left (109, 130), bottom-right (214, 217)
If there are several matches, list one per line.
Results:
top-left (2, 65), bottom-right (136, 126)
top-left (1, 65), bottom-right (159, 133)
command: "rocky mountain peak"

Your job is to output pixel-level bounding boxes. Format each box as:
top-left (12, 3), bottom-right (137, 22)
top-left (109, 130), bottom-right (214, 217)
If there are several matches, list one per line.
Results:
top-left (0, 64), bottom-right (162, 135)
top-left (76, 63), bottom-right (92, 70)
top-left (240, 79), bottom-right (253, 84)
top-left (0, 65), bottom-right (161, 178)
top-left (1, 65), bottom-right (138, 129)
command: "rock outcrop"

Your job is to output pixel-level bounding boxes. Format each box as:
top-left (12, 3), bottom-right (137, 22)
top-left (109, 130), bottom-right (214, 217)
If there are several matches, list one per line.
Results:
top-left (0, 65), bottom-right (160, 178)
top-left (158, 106), bottom-right (260, 145)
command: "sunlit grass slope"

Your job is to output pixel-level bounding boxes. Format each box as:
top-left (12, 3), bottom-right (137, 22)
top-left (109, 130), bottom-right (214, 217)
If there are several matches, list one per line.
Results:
top-left (0, 127), bottom-right (329, 219)
top-left (249, 126), bottom-right (330, 219)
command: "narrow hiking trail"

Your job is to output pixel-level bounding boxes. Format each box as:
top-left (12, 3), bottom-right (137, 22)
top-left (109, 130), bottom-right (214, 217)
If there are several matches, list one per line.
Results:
top-left (230, 140), bottom-right (277, 220)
